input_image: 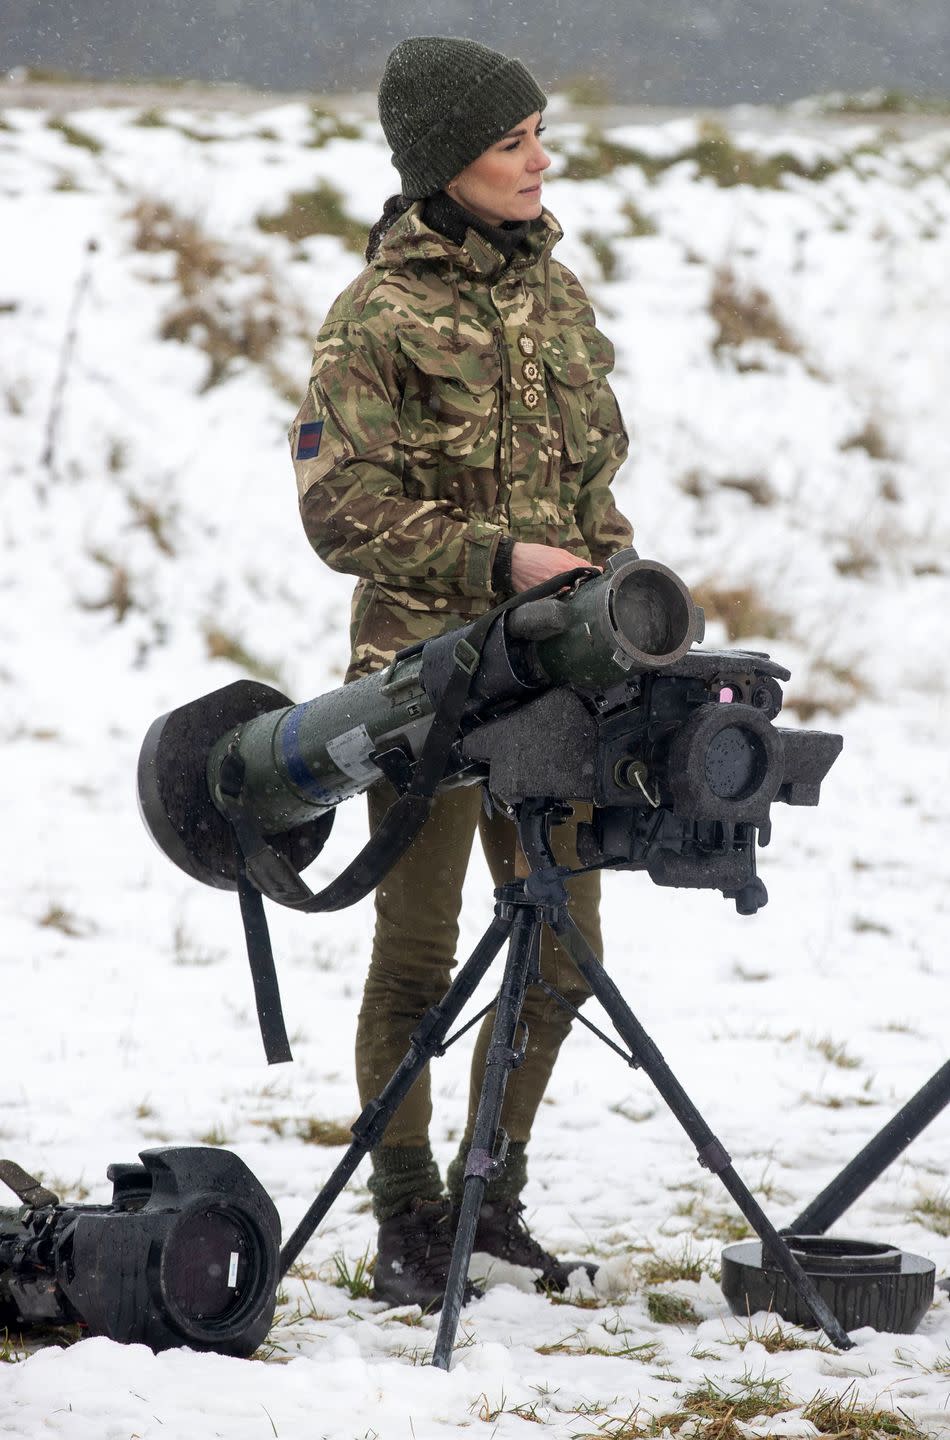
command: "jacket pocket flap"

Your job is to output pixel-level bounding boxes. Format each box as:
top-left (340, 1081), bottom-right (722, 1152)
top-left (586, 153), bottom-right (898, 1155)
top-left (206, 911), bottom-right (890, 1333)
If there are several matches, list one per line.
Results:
top-left (398, 326), bottom-right (501, 392)
top-left (543, 326), bottom-right (615, 385)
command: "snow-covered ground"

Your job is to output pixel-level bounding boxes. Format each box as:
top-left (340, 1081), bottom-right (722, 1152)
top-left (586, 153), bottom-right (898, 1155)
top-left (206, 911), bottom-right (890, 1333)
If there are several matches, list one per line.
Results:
top-left (1, 91), bottom-right (948, 1439)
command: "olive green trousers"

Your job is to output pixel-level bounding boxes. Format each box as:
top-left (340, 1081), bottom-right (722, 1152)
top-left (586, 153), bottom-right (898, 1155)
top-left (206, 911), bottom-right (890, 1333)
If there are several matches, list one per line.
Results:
top-left (355, 779), bottom-right (602, 1214)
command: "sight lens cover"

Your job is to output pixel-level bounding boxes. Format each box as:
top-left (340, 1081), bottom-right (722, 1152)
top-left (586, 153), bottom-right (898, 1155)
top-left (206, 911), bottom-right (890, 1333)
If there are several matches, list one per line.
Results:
top-left (703, 723), bottom-right (769, 800)
top-left (161, 1206), bottom-right (259, 1331)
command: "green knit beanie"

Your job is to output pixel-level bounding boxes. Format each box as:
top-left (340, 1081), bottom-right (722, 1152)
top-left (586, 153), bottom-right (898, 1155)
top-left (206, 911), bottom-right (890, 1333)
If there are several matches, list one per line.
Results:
top-left (378, 36), bottom-right (547, 200)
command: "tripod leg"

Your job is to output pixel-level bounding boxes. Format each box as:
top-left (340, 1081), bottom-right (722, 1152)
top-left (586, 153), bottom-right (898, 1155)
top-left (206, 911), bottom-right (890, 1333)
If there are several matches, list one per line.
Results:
top-left (554, 914), bottom-right (854, 1351)
top-left (431, 907), bottom-right (539, 1370)
top-left (279, 910), bottom-right (513, 1277)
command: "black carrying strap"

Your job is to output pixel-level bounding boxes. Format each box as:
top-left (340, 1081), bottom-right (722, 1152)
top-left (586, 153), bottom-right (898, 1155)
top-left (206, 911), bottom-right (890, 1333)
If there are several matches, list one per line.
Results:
top-left (0, 1158), bottom-right (60, 1208)
top-left (233, 846), bottom-right (294, 1065)
top-left (219, 567), bottom-right (596, 1061)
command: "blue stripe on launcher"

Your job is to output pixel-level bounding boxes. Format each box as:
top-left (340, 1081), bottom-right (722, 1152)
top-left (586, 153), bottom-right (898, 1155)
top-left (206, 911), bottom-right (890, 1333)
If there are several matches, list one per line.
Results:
top-left (278, 704), bottom-right (336, 805)
top-left (296, 420), bottom-right (324, 461)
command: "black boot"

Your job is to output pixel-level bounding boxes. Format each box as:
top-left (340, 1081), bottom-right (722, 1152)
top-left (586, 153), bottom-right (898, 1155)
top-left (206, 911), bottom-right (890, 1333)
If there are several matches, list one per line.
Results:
top-left (373, 1197), bottom-right (483, 1311)
top-left (462, 1197), bottom-right (596, 1292)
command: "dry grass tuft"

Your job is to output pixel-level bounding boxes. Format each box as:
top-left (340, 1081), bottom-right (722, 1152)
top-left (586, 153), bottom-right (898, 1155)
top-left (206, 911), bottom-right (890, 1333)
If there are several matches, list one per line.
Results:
top-left (257, 180), bottom-right (365, 253)
top-left (537, 1324), bottom-right (662, 1360)
top-left (841, 418), bottom-right (895, 460)
top-left (809, 1035), bottom-right (863, 1070)
top-left (802, 1385), bottom-right (929, 1439)
top-left (558, 130), bottom-right (652, 181)
top-left (688, 581), bottom-right (790, 643)
top-left (555, 122), bottom-right (838, 189)
top-left (689, 120), bottom-right (838, 188)
top-left (295, 1118), bottom-right (354, 1147)
top-left (198, 1122), bottom-right (230, 1146)
top-left (47, 116), bottom-right (103, 154)
top-left (725, 1316), bottom-right (834, 1353)
top-left (581, 229), bottom-right (621, 282)
top-left (716, 474), bottom-right (776, 506)
top-left (710, 266), bottom-right (801, 356)
top-left (129, 198), bottom-right (224, 276)
top-left (671, 1192), bottom-right (752, 1243)
top-left (128, 198), bottom-right (283, 388)
top-left (125, 490), bottom-right (177, 556)
top-left (834, 537), bottom-right (878, 578)
top-left (79, 548), bottom-right (135, 623)
top-left (202, 624), bottom-right (282, 683)
top-left (639, 1240), bottom-right (713, 1286)
top-left (782, 657), bottom-right (870, 721)
top-left (621, 199), bottom-right (658, 237)
top-left (37, 903), bottom-right (89, 937)
top-left (909, 1189), bottom-right (950, 1237)
top-left (646, 1291), bottom-right (700, 1325)
top-left (307, 106), bottom-right (362, 148)
top-left (633, 1374), bottom-right (793, 1440)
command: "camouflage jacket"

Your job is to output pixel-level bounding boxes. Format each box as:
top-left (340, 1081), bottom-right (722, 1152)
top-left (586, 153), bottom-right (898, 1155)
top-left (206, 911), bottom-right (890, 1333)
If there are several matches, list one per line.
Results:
top-left (290, 203), bottom-right (633, 680)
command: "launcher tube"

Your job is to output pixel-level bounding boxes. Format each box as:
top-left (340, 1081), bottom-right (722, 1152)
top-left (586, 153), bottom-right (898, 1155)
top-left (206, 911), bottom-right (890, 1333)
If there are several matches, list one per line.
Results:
top-left (205, 552), bottom-right (702, 838)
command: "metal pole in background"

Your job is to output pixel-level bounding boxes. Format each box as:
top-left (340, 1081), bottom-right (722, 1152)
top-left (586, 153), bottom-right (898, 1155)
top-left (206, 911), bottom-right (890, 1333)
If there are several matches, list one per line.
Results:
top-left (39, 236), bottom-right (98, 497)
top-left (789, 1060), bottom-right (950, 1236)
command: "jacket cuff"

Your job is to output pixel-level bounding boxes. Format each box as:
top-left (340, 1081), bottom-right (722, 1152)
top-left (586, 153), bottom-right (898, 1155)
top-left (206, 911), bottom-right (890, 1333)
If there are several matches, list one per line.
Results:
top-left (491, 537), bottom-right (515, 596)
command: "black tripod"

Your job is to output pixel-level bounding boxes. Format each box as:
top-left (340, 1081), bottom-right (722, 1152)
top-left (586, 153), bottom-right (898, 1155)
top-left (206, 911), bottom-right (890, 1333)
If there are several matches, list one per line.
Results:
top-left (279, 797), bottom-right (854, 1369)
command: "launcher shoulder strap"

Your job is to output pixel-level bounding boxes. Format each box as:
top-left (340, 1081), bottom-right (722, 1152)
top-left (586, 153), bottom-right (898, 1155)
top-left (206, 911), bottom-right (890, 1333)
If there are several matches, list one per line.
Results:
top-left (220, 567), bottom-right (596, 1061)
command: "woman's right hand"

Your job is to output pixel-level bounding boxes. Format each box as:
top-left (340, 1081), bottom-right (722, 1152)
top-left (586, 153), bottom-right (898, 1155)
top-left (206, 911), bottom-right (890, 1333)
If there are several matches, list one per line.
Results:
top-left (510, 542), bottom-right (599, 593)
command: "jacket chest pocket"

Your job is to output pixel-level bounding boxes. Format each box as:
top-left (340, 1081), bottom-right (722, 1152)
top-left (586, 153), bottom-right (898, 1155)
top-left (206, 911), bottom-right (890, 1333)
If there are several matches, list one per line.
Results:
top-left (542, 325), bottom-right (616, 468)
top-left (397, 327), bottom-right (502, 473)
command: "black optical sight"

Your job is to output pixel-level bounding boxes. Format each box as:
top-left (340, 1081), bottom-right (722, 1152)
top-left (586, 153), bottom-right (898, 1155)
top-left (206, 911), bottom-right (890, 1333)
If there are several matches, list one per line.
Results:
top-left (0, 1148), bottom-right (280, 1356)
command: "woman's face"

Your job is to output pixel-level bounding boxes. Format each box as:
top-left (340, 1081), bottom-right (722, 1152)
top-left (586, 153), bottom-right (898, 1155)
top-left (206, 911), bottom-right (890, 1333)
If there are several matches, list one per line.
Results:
top-left (447, 111), bottom-right (551, 226)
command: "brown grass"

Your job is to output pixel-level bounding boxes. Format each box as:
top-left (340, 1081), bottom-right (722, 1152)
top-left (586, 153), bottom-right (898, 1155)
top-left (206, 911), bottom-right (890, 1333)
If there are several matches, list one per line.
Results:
top-left (688, 582), bottom-right (790, 642)
top-left (621, 199), bottom-right (658, 238)
top-left (802, 1385), bottom-right (928, 1439)
top-left (79, 549), bottom-right (135, 623)
top-left (295, 1118), bottom-right (354, 1146)
top-left (256, 180), bottom-right (365, 252)
top-left (37, 903), bottom-right (88, 937)
top-left (639, 1241), bottom-right (713, 1286)
top-left (47, 116), bottom-right (103, 154)
top-left (841, 418), bottom-right (895, 460)
top-left (716, 474), bottom-right (776, 506)
top-left (710, 266), bottom-right (801, 356)
top-left (556, 122), bottom-right (839, 189)
top-left (909, 1189), bottom-right (950, 1237)
top-left (646, 1292), bottom-right (700, 1325)
top-left (202, 624), bottom-right (282, 683)
top-left (128, 198), bottom-right (283, 388)
top-left (125, 490), bottom-right (177, 556)
top-left (782, 657), bottom-right (870, 721)
top-left (581, 230), bottom-right (620, 282)
top-left (159, 293), bottom-right (280, 389)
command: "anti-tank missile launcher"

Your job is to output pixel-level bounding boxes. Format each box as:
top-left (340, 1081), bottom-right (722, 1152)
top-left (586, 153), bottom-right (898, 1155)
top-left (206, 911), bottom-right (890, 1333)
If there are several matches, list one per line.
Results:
top-left (139, 549), bottom-right (840, 918)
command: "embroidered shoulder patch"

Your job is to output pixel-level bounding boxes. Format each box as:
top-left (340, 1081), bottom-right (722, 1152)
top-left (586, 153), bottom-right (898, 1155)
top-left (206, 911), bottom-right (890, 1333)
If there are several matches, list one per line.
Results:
top-left (296, 420), bottom-right (324, 461)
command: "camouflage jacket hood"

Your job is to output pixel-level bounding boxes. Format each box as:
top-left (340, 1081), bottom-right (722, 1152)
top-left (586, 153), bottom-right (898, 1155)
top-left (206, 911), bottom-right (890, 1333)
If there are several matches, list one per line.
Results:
top-left (291, 202), bottom-right (633, 680)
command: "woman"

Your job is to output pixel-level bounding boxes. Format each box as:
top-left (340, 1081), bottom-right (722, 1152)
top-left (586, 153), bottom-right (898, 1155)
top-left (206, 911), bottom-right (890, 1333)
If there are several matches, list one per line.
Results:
top-left (290, 36), bottom-right (633, 1309)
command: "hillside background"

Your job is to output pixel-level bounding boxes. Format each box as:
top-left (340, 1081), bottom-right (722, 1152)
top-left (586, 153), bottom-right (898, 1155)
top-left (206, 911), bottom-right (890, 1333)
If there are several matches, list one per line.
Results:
top-left (2, 0), bottom-right (949, 104)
